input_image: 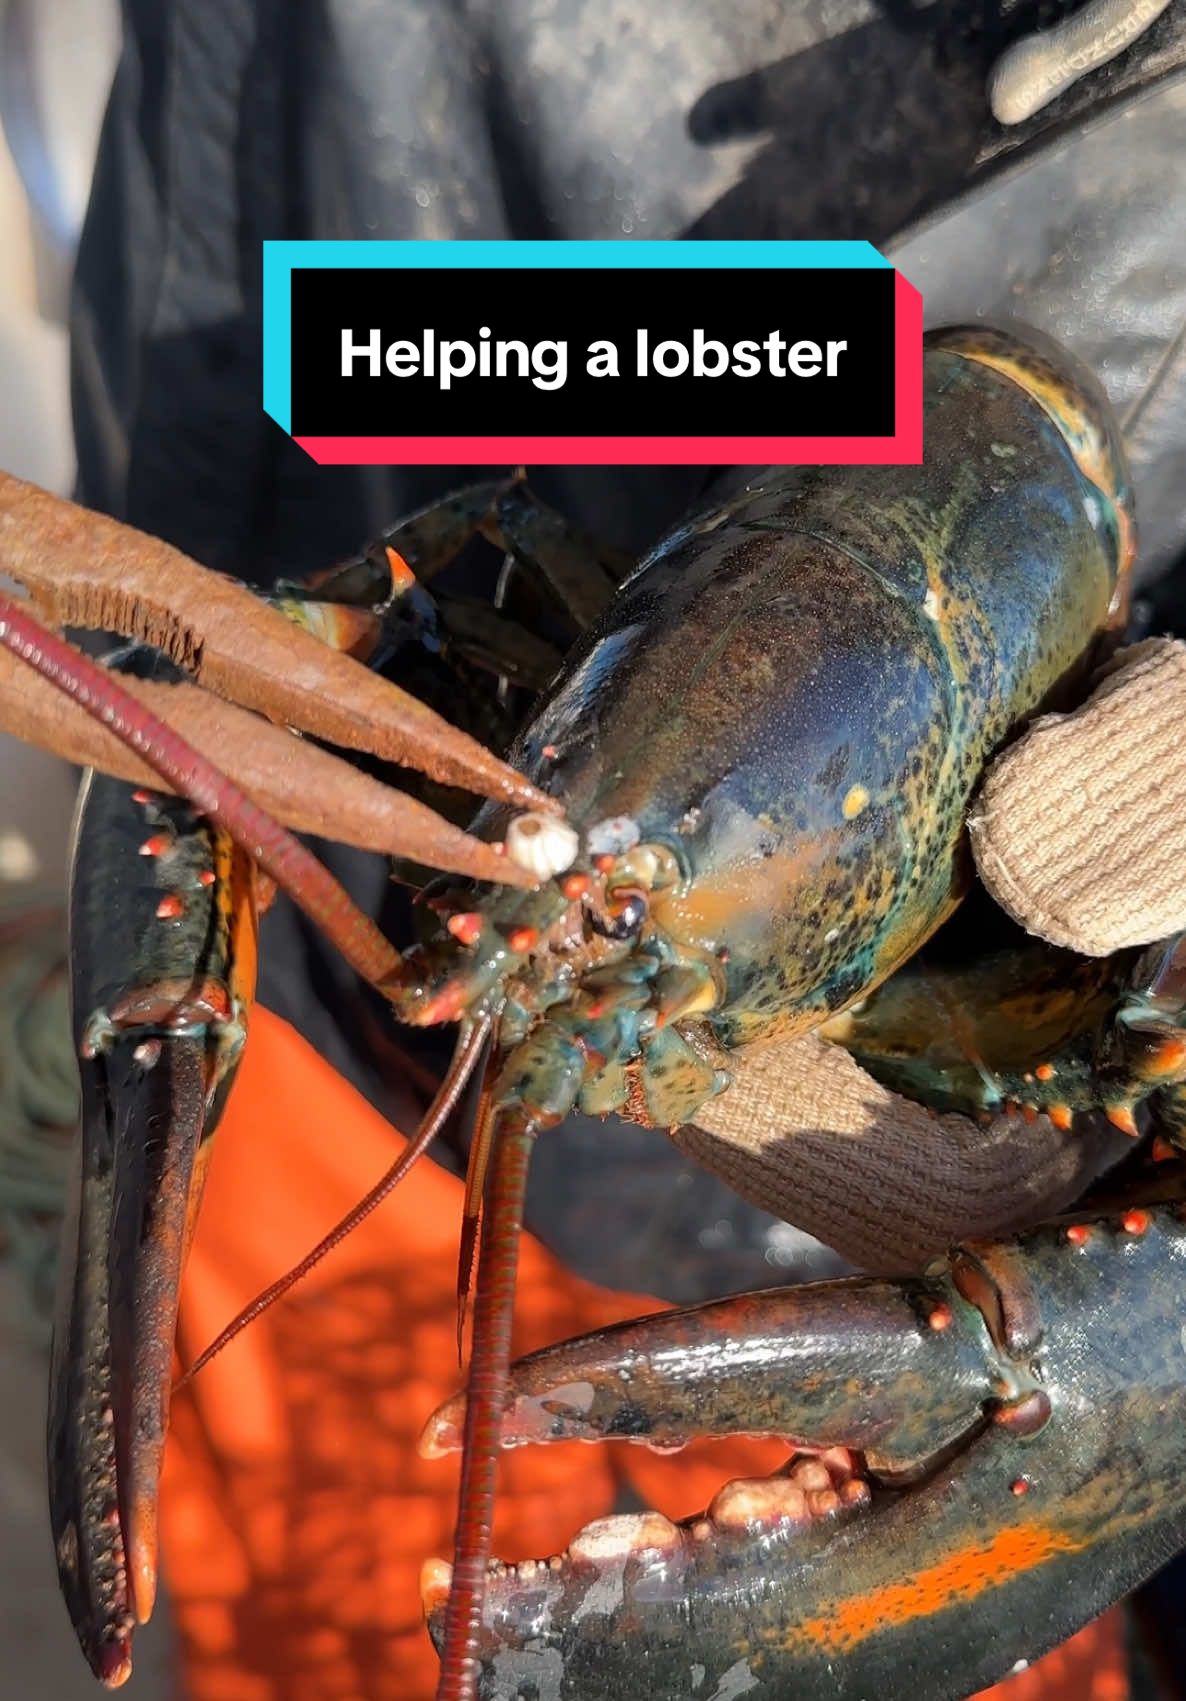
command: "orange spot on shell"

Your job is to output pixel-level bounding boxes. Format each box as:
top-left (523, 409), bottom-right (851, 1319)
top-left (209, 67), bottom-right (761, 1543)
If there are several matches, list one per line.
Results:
top-left (131, 788), bottom-right (154, 805)
top-left (197, 869), bottom-right (216, 887)
top-left (1065, 1224), bottom-right (1091, 1247)
top-left (1021, 1104), bottom-right (1038, 1124)
top-left (1122, 1209), bottom-right (1150, 1236)
top-left (790, 1524), bottom-right (1081, 1654)
top-left (594, 854), bottom-right (615, 874)
top-left (841, 785), bottom-right (869, 820)
top-left (1153, 1036), bottom-right (1186, 1074)
top-left (1011, 1478), bottom-right (1030, 1496)
top-left (414, 983), bottom-right (472, 1025)
top-left (446, 913), bottom-right (483, 946)
top-left (1035, 1063), bottom-right (1055, 1082)
top-left (1152, 1136), bottom-right (1177, 1162)
top-left (541, 744), bottom-right (559, 760)
top-left (508, 927), bottom-right (539, 954)
top-left (1048, 1104), bottom-right (1073, 1132)
top-left (1106, 1104), bottom-right (1139, 1137)
top-left (561, 873), bottom-right (590, 900)
top-left (139, 834), bottom-right (171, 857)
top-left (156, 894), bottom-right (184, 920)
top-left (927, 1304), bottom-right (953, 1332)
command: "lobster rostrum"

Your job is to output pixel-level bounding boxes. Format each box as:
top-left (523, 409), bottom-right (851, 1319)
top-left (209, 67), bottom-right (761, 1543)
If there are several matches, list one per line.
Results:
top-left (1, 322), bottom-right (1184, 1701)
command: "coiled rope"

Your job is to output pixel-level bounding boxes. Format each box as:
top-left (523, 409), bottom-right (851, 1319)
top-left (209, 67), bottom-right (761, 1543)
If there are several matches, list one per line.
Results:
top-left (0, 901), bottom-right (78, 1328)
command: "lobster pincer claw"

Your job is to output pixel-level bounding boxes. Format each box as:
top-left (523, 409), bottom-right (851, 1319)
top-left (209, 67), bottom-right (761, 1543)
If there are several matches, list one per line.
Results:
top-left (47, 772), bottom-right (256, 1686)
top-left (48, 1027), bottom-right (213, 1685)
top-left (423, 1200), bottom-right (1186, 1701)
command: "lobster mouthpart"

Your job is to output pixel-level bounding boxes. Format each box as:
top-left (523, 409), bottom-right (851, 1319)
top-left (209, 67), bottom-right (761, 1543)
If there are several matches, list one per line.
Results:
top-left (424, 1199), bottom-right (1186, 1701)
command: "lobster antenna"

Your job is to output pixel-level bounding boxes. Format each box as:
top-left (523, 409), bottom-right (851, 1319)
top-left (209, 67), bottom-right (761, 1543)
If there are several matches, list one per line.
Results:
top-left (455, 1072), bottom-right (498, 1363)
top-left (175, 1015), bottom-right (492, 1389)
top-left (0, 594), bottom-right (404, 990)
top-left (436, 1108), bottom-right (538, 1701)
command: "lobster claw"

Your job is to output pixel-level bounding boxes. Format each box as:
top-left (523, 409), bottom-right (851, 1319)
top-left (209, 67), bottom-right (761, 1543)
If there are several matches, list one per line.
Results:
top-left (423, 1195), bottom-right (1186, 1701)
top-left (48, 1030), bottom-right (215, 1684)
top-left (47, 769), bottom-right (254, 1686)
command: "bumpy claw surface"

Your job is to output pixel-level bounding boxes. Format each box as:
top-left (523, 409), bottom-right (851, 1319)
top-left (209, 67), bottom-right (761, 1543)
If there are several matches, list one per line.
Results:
top-left (424, 1196), bottom-right (1186, 1701)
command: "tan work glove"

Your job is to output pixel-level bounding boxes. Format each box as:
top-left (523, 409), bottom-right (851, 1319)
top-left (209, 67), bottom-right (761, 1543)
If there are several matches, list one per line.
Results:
top-left (678, 638), bottom-right (1186, 1274)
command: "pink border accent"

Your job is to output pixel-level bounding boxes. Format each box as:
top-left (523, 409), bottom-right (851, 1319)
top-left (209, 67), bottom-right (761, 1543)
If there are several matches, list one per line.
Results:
top-left (296, 273), bottom-right (923, 469)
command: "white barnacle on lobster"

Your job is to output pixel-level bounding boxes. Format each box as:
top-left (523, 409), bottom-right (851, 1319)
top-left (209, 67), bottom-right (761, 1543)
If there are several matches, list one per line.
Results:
top-left (586, 815), bottom-right (642, 858)
top-left (504, 811), bottom-right (580, 880)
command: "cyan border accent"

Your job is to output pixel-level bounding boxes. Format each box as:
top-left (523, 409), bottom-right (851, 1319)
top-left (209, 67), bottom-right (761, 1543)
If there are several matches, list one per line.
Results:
top-left (262, 239), bottom-right (891, 434)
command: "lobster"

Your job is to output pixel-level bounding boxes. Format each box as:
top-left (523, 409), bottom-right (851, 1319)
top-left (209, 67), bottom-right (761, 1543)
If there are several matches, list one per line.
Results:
top-left (1, 321), bottom-right (1184, 1701)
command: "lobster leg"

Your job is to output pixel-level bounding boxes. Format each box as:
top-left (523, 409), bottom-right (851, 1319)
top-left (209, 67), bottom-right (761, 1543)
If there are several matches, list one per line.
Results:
top-left (268, 480), bottom-right (626, 822)
top-left (49, 765), bottom-right (257, 1686)
top-left (423, 1188), bottom-right (1186, 1701)
top-left (324, 475), bottom-right (624, 634)
top-left (482, 480), bottom-right (629, 628)
top-left (826, 898), bottom-right (1186, 1136)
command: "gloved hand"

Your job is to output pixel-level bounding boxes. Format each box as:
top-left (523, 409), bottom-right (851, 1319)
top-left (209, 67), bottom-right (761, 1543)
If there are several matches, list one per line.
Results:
top-left (677, 637), bottom-right (1186, 1272)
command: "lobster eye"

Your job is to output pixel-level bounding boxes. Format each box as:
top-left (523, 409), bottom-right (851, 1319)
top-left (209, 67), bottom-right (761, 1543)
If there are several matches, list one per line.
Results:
top-left (590, 889), bottom-right (648, 941)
